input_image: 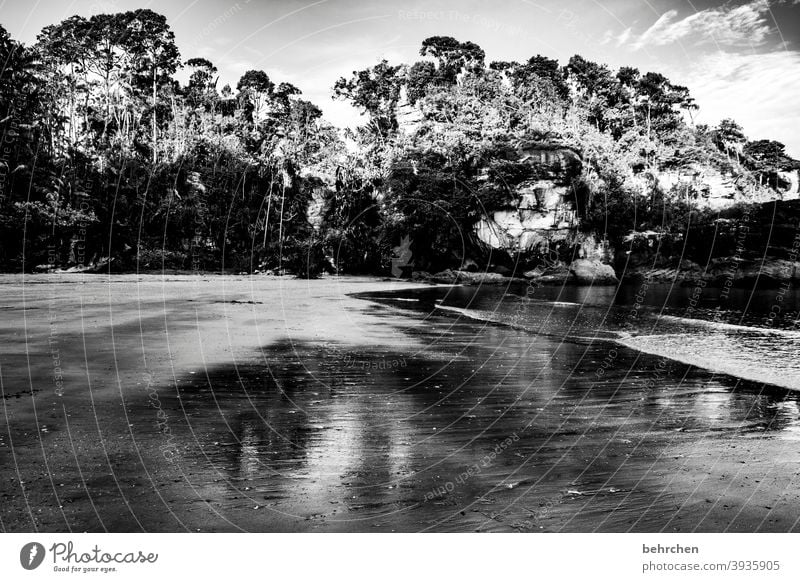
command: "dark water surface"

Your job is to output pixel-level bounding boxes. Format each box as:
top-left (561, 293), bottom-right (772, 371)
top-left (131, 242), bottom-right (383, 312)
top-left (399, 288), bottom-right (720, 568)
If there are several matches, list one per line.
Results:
top-left (166, 283), bottom-right (800, 532)
top-left (6, 279), bottom-right (800, 532)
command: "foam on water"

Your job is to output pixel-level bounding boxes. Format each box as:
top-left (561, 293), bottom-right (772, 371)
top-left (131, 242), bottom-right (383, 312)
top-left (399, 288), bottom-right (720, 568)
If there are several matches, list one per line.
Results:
top-left (617, 332), bottom-right (800, 390)
top-left (618, 314), bottom-right (800, 390)
top-left (435, 304), bottom-right (519, 327)
top-left (433, 304), bottom-right (618, 342)
top-left (435, 303), bottom-right (800, 391)
top-left (657, 314), bottom-right (800, 337)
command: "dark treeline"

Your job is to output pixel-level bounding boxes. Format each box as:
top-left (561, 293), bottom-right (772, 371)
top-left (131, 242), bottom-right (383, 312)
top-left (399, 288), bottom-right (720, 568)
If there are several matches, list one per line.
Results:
top-left (0, 10), bottom-right (339, 274)
top-left (0, 14), bottom-right (797, 275)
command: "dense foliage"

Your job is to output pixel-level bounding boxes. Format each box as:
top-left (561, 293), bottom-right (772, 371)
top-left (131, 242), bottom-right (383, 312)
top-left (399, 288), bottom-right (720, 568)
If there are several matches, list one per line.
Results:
top-left (1, 15), bottom-right (796, 275)
top-left (0, 11), bottom-right (340, 273)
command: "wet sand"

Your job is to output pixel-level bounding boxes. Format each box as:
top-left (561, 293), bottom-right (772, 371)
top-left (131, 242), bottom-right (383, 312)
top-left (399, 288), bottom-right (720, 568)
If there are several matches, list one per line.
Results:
top-left (2, 275), bottom-right (800, 532)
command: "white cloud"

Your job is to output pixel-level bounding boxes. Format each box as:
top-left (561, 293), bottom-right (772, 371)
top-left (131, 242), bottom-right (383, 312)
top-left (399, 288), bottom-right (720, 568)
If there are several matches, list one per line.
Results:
top-left (616, 27), bottom-right (632, 47)
top-left (600, 27), bottom-right (634, 47)
top-left (630, 0), bottom-right (773, 50)
top-left (673, 49), bottom-right (800, 157)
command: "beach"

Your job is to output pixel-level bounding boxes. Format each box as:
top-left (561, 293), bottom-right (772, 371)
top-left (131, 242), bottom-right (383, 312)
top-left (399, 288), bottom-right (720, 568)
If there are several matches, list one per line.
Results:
top-left (0, 274), bottom-right (427, 531)
top-left (2, 274), bottom-right (800, 532)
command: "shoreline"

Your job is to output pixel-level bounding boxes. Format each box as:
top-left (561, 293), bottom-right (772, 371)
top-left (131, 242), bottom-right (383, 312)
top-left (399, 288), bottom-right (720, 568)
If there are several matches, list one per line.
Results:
top-left (6, 262), bottom-right (798, 290)
top-left (2, 274), bottom-right (800, 533)
top-left (0, 275), bottom-right (433, 531)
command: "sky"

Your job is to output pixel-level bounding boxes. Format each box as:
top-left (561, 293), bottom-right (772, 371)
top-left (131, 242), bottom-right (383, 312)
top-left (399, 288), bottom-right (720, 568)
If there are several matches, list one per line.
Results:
top-left (2, 0), bottom-right (799, 156)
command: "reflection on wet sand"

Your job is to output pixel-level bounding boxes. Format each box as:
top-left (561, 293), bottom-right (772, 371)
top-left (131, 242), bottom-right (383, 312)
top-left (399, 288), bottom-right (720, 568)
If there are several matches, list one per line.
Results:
top-left (4, 278), bottom-right (800, 532)
top-left (165, 305), bottom-right (800, 532)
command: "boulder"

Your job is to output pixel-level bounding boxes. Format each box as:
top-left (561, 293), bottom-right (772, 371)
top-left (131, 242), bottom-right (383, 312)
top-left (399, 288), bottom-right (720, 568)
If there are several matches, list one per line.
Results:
top-left (430, 269), bottom-right (458, 283)
top-left (460, 259), bottom-right (480, 272)
top-left (569, 259), bottom-right (618, 285)
top-left (429, 269), bottom-right (525, 285)
top-left (712, 258), bottom-right (800, 287)
top-left (739, 259), bottom-right (799, 283)
top-left (521, 263), bottom-right (573, 284)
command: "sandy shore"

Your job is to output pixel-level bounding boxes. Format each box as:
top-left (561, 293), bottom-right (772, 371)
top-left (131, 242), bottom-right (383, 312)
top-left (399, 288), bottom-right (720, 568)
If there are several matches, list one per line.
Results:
top-left (0, 274), bottom-right (431, 531)
top-left (2, 274), bottom-right (800, 533)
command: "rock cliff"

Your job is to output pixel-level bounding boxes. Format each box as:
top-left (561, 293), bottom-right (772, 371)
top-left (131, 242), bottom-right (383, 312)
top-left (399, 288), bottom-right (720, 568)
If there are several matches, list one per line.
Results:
top-left (474, 143), bottom-right (582, 255)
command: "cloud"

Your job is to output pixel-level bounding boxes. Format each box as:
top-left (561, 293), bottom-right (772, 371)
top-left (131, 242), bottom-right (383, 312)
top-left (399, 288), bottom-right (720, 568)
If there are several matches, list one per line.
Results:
top-left (629, 0), bottom-right (773, 50)
top-left (616, 27), bottom-right (632, 47)
top-left (603, 27), bottom-right (634, 47)
top-left (673, 49), bottom-right (800, 157)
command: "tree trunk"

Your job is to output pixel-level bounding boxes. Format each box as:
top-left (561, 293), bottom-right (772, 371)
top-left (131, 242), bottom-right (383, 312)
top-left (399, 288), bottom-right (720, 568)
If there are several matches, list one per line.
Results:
top-left (262, 170), bottom-right (274, 250)
top-left (278, 170), bottom-right (288, 270)
top-left (103, 72), bottom-right (110, 139)
top-left (68, 65), bottom-right (76, 147)
top-left (152, 63), bottom-right (158, 164)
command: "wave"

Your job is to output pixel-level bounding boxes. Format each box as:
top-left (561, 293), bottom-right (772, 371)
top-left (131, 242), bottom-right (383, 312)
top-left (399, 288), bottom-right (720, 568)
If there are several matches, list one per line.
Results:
top-left (637, 316), bottom-right (800, 389)
top-left (433, 304), bottom-right (617, 343)
top-left (434, 304), bottom-right (520, 328)
top-left (657, 314), bottom-right (800, 338)
top-left (617, 331), bottom-right (800, 391)
top-left (435, 304), bottom-right (800, 391)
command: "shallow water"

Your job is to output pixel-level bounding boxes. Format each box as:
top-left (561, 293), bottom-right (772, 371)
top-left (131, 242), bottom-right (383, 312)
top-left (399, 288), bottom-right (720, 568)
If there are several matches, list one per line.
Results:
top-left (157, 282), bottom-right (800, 532)
top-left (4, 277), bottom-right (800, 532)
top-left (361, 282), bottom-right (800, 391)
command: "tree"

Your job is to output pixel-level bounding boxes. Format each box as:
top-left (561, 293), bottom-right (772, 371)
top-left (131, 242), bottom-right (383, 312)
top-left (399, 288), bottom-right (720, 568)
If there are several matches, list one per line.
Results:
top-left (635, 72), bottom-right (688, 140)
top-left (714, 118), bottom-right (746, 163)
top-left (123, 9), bottom-right (181, 163)
top-left (420, 36), bottom-right (485, 82)
top-left (82, 13), bottom-right (131, 142)
top-left (237, 69), bottom-right (274, 123)
top-left (565, 55), bottom-right (621, 132)
top-left (613, 66), bottom-right (641, 133)
top-left (35, 16), bottom-right (92, 150)
top-left (744, 139), bottom-right (798, 189)
top-left (272, 81), bottom-right (300, 116)
top-left (671, 84), bottom-right (697, 124)
top-left (185, 57), bottom-right (217, 105)
top-left (521, 55), bottom-right (569, 100)
top-left (490, 56), bottom-right (569, 111)
top-left (333, 60), bottom-right (404, 137)
top-left (5, 17), bottom-right (799, 277)
top-left (405, 60), bottom-right (437, 105)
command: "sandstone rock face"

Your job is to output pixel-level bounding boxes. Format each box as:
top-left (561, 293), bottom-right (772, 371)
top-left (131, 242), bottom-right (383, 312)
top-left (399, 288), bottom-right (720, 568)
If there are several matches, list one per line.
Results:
top-left (778, 170), bottom-right (800, 198)
top-left (474, 143), bottom-right (580, 255)
top-left (470, 141), bottom-right (619, 284)
top-left (569, 259), bottom-right (619, 285)
top-left (474, 205), bottom-right (573, 253)
top-left (650, 168), bottom-right (738, 209)
top-left (646, 167), bottom-right (800, 210)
